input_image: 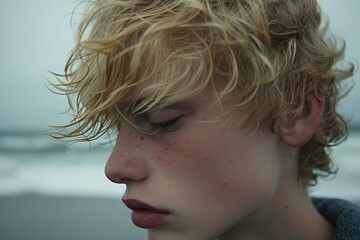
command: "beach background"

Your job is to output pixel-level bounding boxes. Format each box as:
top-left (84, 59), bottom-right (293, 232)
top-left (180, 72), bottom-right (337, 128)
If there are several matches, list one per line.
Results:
top-left (1, 1), bottom-right (360, 240)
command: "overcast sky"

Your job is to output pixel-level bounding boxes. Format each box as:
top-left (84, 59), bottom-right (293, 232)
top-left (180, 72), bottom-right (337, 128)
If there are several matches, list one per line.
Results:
top-left (0, 0), bottom-right (359, 132)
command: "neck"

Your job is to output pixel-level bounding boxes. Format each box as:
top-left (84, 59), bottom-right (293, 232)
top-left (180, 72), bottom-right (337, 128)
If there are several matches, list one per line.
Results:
top-left (217, 146), bottom-right (334, 240)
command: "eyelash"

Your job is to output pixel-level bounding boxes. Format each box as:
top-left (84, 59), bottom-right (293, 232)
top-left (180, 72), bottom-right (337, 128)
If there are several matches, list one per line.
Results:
top-left (149, 115), bottom-right (182, 131)
top-left (115, 114), bottom-right (182, 134)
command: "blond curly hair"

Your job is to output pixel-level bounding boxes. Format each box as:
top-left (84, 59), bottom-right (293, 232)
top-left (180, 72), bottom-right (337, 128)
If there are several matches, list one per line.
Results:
top-left (51, 0), bottom-right (354, 186)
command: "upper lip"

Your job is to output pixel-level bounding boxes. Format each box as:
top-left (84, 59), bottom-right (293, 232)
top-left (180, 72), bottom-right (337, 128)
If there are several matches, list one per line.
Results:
top-left (122, 198), bottom-right (170, 214)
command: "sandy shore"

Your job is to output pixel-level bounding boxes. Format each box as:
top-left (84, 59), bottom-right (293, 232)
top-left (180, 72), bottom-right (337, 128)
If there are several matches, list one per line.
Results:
top-left (0, 193), bottom-right (146, 240)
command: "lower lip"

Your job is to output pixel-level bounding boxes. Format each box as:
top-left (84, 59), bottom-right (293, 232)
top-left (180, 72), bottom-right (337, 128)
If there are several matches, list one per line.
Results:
top-left (131, 209), bottom-right (170, 228)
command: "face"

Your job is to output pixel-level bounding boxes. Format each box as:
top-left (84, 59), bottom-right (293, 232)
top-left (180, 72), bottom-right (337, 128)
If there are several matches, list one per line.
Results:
top-left (105, 87), bottom-right (283, 240)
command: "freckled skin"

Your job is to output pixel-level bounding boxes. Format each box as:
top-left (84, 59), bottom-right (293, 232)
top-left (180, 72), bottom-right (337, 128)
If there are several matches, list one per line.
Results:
top-left (105, 88), bottom-right (283, 240)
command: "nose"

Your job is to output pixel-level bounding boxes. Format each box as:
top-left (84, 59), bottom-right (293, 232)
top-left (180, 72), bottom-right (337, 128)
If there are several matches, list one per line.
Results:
top-left (105, 124), bottom-right (148, 184)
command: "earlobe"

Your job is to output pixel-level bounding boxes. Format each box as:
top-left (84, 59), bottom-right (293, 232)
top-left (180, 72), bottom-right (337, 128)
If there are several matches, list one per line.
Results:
top-left (275, 95), bottom-right (325, 147)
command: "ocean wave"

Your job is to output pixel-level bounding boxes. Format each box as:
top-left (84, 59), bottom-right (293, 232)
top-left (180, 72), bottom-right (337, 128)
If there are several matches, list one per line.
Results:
top-left (0, 131), bottom-right (114, 153)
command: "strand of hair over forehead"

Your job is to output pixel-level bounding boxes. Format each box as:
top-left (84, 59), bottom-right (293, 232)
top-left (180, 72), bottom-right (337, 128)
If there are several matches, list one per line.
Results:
top-left (67, 0), bottom-right (275, 120)
top-left (133, 0), bottom-right (274, 110)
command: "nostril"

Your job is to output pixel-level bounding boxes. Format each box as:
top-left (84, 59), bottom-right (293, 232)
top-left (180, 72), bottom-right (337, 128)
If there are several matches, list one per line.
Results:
top-left (119, 178), bottom-right (132, 183)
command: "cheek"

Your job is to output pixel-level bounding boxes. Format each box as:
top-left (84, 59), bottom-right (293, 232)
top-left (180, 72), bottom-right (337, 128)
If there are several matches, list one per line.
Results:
top-left (191, 132), bottom-right (280, 205)
top-left (151, 129), bottom-right (221, 194)
top-left (224, 134), bottom-right (281, 198)
top-left (153, 124), bottom-right (281, 204)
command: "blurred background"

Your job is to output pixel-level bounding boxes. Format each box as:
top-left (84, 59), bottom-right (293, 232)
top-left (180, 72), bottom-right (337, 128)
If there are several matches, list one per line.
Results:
top-left (0, 1), bottom-right (359, 239)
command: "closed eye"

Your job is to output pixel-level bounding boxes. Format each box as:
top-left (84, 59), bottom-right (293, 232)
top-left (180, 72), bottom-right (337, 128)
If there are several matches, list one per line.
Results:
top-left (149, 115), bottom-right (182, 131)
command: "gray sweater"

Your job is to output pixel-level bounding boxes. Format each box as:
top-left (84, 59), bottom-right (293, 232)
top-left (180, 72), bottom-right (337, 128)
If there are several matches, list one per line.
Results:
top-left (312, 198), bottom-right (360, 240)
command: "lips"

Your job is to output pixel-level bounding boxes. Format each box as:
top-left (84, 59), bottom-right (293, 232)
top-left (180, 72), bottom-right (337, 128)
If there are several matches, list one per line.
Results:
top-left (122, 198), bottom-right (170, 229)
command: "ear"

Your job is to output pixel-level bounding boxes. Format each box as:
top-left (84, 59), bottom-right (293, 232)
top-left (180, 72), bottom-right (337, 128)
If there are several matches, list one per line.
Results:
top-left (275, 94), bottom-right (325, 147)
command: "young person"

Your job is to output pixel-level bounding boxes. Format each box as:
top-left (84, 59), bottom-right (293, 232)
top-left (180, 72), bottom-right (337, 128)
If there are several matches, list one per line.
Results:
top-left (52, 0), bottom-right (360, 239)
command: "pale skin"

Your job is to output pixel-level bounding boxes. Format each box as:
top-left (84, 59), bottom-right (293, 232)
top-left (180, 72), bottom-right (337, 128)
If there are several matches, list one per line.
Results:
top-left (105, 86), bottom-right (334, 240)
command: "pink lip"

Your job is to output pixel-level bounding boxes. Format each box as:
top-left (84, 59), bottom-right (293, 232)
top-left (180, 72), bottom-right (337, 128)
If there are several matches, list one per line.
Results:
top-left (122, 198), bottom-right (170, 229)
